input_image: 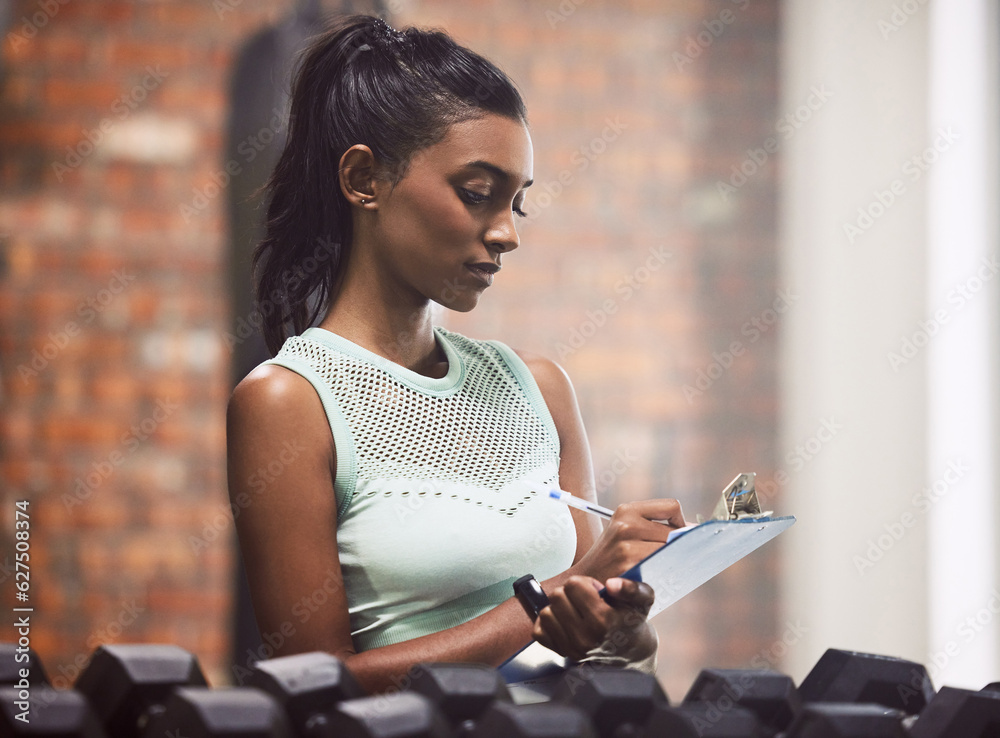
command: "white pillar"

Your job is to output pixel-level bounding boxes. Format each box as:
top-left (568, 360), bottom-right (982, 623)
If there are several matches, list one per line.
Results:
top-left (779, 0), bottom-right (932, 680)
top-left (925, 0), bottom-right (1000, 688)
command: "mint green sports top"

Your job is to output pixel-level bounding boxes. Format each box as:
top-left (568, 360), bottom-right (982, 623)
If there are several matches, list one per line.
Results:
top-left (265, 326), bottom-right (577, 651)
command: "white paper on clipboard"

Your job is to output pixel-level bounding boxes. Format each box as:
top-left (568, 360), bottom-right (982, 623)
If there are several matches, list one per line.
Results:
top-left (499, 515), bottom-right (796, 699)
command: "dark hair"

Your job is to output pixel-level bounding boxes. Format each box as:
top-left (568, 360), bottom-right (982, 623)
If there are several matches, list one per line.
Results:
top-left (252, 14), bottom-right (528, 355)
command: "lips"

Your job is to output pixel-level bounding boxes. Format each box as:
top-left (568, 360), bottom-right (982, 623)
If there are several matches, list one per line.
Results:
top-left (466, 262), bottom-right (500, 286)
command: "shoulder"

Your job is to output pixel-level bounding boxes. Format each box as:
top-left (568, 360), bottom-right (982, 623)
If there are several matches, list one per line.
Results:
top-left (229, 363), bottom-right (317, 420)
top-left (509, 348), bottom-right (582, 440)
top-left (510, 348), bottom-right (575, 400)
top-left (227, 363), bottom-right (332, 450)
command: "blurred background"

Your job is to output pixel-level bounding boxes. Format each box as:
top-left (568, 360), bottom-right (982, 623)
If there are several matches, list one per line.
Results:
top-left (0, 0), bottom-right (997, 698)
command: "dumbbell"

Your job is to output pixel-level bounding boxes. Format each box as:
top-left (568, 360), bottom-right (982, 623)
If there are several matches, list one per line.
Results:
top-left (74, 643), bottom-right (208, 737)
top-left (246, 650), bottom-right (366, 736)
top-left (0, 684), bottom-right (108, 737)
top-left (783, 703), bottom-right (908, 737)
top-left (798, 648), bottom-right (935, 715)
top-left (549, 664), bottom-right (668, 737)
top-left (323, 692), bottom-right (451, 738)
top-left (404, 662), bottom-right (512, 733)
top-left (642, 702), bottom-right (768, 737)
top-left (0, 642), bottom-right (49, 686)
top-left (141, 687), bottom-right (293, 737)
top-left (468, 700), bottom-right (597, 738)
top-left (682, 667), bottom-right (801, 734)
top-left (908, 685), bottom-right (1000, 738)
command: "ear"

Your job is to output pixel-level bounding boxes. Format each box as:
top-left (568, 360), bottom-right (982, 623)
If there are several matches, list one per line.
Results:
top-left (338, 145), bottom-right (378, 208)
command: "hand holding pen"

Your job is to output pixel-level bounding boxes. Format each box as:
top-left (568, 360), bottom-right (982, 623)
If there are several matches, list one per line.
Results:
top-left (525, 484), bottom-right (688, 663)
top-left (527, 483), bottom-right (689, 583)
top-left (546, 488), bottom-right (698, 543)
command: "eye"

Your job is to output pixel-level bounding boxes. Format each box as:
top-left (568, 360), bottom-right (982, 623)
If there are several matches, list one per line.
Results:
top-left (459, 188), bottom-right (490, 205)
top-left (460, 187), bottom-right (527, 218)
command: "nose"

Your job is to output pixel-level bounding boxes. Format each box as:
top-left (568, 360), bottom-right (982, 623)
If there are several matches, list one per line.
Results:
top-left (485, 208), bottom-right (520, 254)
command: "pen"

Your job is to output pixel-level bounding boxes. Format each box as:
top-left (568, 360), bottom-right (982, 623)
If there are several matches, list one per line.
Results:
top-left (540, 486), bottom-right (699, 541)
top-left (545, 488), bottom-right (615, 519)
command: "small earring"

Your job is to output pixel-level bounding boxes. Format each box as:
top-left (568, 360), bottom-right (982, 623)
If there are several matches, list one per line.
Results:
top-left (360, 198), bottom-right (367, 205)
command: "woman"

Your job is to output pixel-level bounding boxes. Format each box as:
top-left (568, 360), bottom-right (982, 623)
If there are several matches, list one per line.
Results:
top-left (227, 14), bottom-right (686, 694)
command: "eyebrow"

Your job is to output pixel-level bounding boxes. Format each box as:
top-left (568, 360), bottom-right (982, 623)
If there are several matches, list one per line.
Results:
top-left (465, 160), bottom-right (533, 189)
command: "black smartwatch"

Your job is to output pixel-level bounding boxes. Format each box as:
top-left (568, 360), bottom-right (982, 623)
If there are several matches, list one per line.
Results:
top-left (513, 574), bottom-right (550, 621)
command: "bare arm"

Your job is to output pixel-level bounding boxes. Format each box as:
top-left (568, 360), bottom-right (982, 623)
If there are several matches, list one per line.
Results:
top-left (227, 359), bottom-right (680, 693)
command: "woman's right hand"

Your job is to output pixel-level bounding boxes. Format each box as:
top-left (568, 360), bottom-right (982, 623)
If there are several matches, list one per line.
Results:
top-left (569, 498), bottom-right (687, 582)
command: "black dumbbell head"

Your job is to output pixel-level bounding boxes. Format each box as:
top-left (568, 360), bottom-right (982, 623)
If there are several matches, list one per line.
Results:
top-left (247, 651), bottom-right (366, 733)
top-left (908, 686), bottom-right (1000, 738)
top-left (551, 664), bottom-right (668, 737)
top-left (683, 668), bottom-right (802, 732)
top-left (405, 662), bottom-right (510, 728)
top-left (798, 648), bottom-right (935, 714)
top-left (0, 642), bottom-right (50, 686)
top-left (644, 702), bottom-right (768, 737)
top-left (141, 687), bottom-right (292, 737)
top-left (326, 692), bottom-right (451, 738)
top-left (75, 643), bottom-right (208, 737)
top-left (784, 703), bottom-right (907, 737)
top-left (0, 685), bottom-right (107, 737)
top-left (469, 700), bottom-right (597, 738)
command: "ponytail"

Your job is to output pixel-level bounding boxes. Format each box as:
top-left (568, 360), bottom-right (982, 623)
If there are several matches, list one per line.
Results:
top-left (252, 14), bottom-right (527, 355)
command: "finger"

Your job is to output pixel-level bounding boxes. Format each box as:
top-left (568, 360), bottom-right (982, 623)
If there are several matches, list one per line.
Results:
top-left (636, 497), bottom-right (686, 529)
top-left (603, 577), bottom-right (655, 616)
top-left (557, 577), bottom-right (612, 642)
top-left (534, 604), bottom-right (590, 661)
top-left (613, 499), bottom-right (686, 537)
top-left (547, 581), bottom-right (607, 654)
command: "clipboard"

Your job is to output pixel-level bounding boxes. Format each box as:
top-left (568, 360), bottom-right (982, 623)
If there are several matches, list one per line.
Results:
top-left (498, 514), bottom-right (796, 697)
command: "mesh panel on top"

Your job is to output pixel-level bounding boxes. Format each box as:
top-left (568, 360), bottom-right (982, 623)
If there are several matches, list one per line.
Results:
top-left (273, 327), bottom-right (558, 517)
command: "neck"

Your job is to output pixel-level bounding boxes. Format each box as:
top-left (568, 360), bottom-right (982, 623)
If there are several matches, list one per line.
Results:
top-left (319, 278), bottom-right (445, 378)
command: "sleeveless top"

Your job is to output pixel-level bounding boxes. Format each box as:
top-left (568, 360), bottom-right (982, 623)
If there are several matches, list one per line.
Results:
top-left (265, 325), bottom-right (577, 651)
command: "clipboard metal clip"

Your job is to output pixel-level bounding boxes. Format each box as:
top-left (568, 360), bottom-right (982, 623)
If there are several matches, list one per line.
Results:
top-left (709, 472), bottom-right (773, 520)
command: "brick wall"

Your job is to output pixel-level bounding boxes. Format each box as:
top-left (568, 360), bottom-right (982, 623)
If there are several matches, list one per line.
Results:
top-left (0, 0), bottom-right (779, 693)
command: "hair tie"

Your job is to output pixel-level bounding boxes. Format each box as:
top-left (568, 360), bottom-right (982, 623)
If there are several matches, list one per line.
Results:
top-left (370, 17), bottom-right (407, 47)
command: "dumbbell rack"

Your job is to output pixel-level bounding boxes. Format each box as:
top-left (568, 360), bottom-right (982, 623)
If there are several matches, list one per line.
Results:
top-left (1, 641), bottom-right (998, 736)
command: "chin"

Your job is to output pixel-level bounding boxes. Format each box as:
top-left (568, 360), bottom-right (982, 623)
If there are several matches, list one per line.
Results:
top-left (437, 294), bottom-right (481, 313)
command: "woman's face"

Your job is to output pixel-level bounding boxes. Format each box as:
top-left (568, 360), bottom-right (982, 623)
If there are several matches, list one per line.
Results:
top-left (367, 113), bottom-right (534, 312)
